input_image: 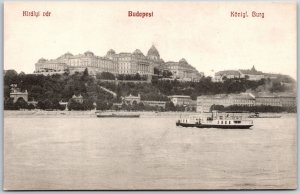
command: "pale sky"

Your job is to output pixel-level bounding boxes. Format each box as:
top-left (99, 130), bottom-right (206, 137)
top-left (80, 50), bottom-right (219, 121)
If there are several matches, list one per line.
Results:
top-left (4, 1), bottom-right (297, 79)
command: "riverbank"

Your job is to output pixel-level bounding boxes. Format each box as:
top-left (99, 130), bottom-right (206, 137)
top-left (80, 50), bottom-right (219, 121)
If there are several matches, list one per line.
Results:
top-left (4, 110), bottom-right (293, 118)
top-left (4, 110), bottom-right (198, 118)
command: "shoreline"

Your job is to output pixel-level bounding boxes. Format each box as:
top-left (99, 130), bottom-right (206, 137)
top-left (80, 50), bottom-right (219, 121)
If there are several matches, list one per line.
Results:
top-left (4, 110), bottom-right (196, 118)
top-left (4, 110), bottom-right (293, 118)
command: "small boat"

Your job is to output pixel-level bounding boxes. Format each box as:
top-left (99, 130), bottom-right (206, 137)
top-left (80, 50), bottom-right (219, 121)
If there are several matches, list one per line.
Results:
top-left (96, 112), bottom-right (140, 118)
top-left (176, 116), bottom-right (199, 127)
top-left (249, 112), bottom-right (281, 118)
top-left (176, 111), bottom-right (253, 129)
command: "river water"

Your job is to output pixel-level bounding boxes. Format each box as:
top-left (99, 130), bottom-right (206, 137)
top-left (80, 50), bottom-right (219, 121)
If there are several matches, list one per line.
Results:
top-left (4, 113), bottom-right (297, 190)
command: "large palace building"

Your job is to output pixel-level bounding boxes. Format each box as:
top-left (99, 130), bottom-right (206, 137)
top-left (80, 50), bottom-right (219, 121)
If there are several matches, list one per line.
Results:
top-left (34, 45), bottom-right (203, 81)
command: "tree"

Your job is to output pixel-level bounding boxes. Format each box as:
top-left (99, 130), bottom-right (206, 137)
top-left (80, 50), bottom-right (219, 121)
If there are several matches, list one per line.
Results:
top-left (162, 70), bottom-right (172, 78)
top-left (134, 73), bottom-right (141, 80)
top-left (154, 67), bottom-right (160, 75)
top-left (4, 98), bottom-right (17, 110)
top-left (165, 101), bottom-right (175, 111)
top-left (210, 104), bottom-right (225, 112)
top-left (97, 72), bottom-right (115, 80)
top-left (15, 98), bottom-right (28, 110)
top-left (96, 100), bottom-right (108, 111)
top-left (4, 70), bottom-right (18, 88)
top-left (222, 76), bottom-right (228, 81)
top-left (137, 102), bottom-right (145, 110)
top-left (83, 68), bottom-right (89, 77)
top-left (37, 99), bottom-right (53, 110)
top-left (51, 99), bottom-right (65, 110)
top-left (68, 99), bottom-right (84, 111)
top-left (83, 98), bottom-right (95, 110)
top-left (27, 104), bottom-right (35, 110)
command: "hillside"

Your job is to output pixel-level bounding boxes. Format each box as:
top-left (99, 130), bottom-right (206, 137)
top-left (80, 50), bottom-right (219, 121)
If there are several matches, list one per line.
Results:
top-left (4, 69), bottom-right (296, 110)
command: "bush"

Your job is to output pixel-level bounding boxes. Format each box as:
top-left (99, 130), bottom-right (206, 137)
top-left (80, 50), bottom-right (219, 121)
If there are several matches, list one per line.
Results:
top-left (67, 99), bottom-right (84, 111)
top-left (96, 72), bottom-right (115, 80)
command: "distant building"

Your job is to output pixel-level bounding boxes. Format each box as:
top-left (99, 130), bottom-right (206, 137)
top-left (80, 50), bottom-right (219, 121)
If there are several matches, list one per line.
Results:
top-left (189, 100), bottom-right (197, 110)
top-left (168, 95), bottom-right (192, 106)
top-left (147, 45), bottom-right (165, 69)
top-left (255, 93), bottom-right (296, 107)
top-left (255, 96), bottom-right (281, 107)
top-left (279, 96), bottom-right (296, 108)
top-left (161, 58), bottom-right (203, 81)
top-left (142, 100), bottom-right (166, 109)
top-left (109, 49), bottom-right (152, 76)
top-left (27, 101), bottom-right (38, 107)
top-left (214, 70), bottom-right (241, 82)
top-left (59, 101), bottom-right (68, 110)
top-left (34, 45), bottom-right (204, 81)
top-left (197, 92), bottom-right (296, 112)
top-left (214, 66), bottom-right (265, 82)
top-left (9, 84), bottom-right (28, 103)
top-left (239, 66), bottom-right (265, 81)
top-left (72, 94), bottom-right (83, 104)
top-left (197, 93), bottom-right (256, 112)
top-left (34, 58), bottom-right (68, 76)
top-left (123, 94), bottom-right (141, 105)
top-left (35, 51), bottom-right (117, 76)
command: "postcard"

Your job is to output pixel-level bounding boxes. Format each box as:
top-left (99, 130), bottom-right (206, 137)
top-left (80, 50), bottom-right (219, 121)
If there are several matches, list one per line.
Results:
top-left (3, 1), bottom-right (297, 190)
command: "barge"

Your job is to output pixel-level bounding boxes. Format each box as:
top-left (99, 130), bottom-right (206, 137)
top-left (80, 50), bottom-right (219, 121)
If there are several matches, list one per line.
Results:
top-left (96, 112), bottom-right (140, 118)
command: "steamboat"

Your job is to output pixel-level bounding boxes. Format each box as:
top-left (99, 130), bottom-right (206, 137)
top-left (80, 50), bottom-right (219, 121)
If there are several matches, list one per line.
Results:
top-left (176, 111), bottom-right (253, 129)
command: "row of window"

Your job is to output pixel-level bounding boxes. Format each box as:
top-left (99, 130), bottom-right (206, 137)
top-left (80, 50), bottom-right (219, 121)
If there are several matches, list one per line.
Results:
top-left (217, 120), bottom-right (241, 124)
top-left (118, 57), bottom-right (131, 61)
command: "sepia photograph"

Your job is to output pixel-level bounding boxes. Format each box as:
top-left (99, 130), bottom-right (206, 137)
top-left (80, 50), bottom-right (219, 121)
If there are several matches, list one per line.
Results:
top-left (3, 1), bottom-right (297, 190)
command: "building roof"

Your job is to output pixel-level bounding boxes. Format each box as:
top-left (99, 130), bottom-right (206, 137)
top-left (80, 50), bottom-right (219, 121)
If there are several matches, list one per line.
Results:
top-left (197, 94), bottom-right (227, 99)
top-left (239, 69), bottom-right (264, 75)
top-left (255, 92), bottom-right (296, 98)
top-left (64, 52), bottom-right (73, 57)
top-left (118, 52), bottom-right (132, 56)
top-left (179, 58), bottom-right (188, 64)
top-left (168, 95), bottom-right (191, 98)
top-left (147, 45), bottom-right (160, 58)
top-left (239, 66), bottom-right (263, 75)
top-left (228, 93), bottom-right (255, 99)
top-left (106, 49), bottom-right (116, 56)
top-left (38, 58), bottom-right (47, 63)
top-left (72, 94), bottom-right (83, 98)
top-left (125, 94), bottom-right (140, 99)
top-left (215, 70), bottom-right (240, 76)
top-left (84, 51), bottom-right (94, 56)
top-left (197, 93), bottom-right (255, 100)
top-left (133, 49), bottom-right (144, 56)
top-left (165, 59), bottom-right (198, 71)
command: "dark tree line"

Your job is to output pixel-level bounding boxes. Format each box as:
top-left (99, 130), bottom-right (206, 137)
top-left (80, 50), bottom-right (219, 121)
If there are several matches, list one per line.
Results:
top-left (4, 69), bottom-right (295, 111)
top-left (153, 68), bottom-right (173, 78)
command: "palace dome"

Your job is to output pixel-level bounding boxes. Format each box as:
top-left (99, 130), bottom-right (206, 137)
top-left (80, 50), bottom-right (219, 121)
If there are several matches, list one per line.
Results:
top-left (61, 52), bottom-right (73, 58)
top-left (84, 51), bottom-right (94, 56)
top-left (106, 49), bottom-right (116, 56)
top-left (147, 45), bottom-right (160, 58)
top-left (38, 58), bottom-right (47, 63)
top-left (133, 49), bottom-right (144, 56)
top-left (179, 58), bottom-right (188, 64)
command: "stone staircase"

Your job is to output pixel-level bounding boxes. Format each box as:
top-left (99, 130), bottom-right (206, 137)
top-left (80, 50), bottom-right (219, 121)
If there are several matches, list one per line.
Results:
top-left (99, 86), bottom-right (117, 98)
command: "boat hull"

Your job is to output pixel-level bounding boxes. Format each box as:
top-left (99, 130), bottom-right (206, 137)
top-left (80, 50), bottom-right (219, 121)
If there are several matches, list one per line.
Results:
top-left (97, 114), bottom-right (140, 118)
top-left (249, 116), bottom-right (281, 118)
top-left (176, 122), bottom-right (252, 129)
top-left (176, 122), bottom-right (196, 127)
top-left (196, 124), bottom-right (253, 129)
